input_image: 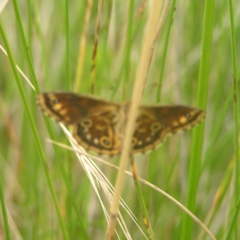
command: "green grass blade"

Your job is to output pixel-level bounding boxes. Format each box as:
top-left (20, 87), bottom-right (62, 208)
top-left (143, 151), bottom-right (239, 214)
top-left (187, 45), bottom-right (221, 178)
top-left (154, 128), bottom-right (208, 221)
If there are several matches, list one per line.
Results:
top-left (180, 1), bottom-right (215, 239)
top-left (224, 0), bottom-right (240, 238)
top-left (0, 177), bottom-right (11, 240)
top-left (0, 19), bottom-right (70, 240)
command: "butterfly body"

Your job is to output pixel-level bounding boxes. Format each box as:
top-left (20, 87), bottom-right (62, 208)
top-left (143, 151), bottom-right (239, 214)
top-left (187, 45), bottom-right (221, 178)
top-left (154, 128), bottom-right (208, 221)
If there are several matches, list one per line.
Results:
top-left (37, 92), bottom-right (205, 156)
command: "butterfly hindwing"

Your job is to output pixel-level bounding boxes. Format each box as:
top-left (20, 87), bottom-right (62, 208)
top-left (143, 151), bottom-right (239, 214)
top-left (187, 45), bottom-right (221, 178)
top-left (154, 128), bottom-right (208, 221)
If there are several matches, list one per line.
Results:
top-left (73, 110), bottom-right (122, 156)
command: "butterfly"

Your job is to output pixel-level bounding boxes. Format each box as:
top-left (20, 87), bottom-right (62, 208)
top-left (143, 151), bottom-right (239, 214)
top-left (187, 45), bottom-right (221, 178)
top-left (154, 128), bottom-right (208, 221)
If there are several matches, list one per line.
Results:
top-left (36, 92), bottom-right (205, 156)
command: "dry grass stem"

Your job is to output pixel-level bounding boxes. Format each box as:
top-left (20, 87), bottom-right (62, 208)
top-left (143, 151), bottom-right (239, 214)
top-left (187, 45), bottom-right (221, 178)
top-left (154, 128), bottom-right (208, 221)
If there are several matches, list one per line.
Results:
top-left (107, 1), bottom-right (164, 239)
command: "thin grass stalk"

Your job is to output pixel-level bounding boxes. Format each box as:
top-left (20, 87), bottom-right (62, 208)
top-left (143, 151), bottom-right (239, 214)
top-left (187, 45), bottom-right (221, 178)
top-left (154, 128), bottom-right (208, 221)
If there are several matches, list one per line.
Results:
top-left (132, 163), bottom-right (216, 240)
top-left (224, 0), bottom-right (240, 238)
top-left (0, 46), bottom-right (35, 90)
top-left (7, 1), bottom-right (89, 236)
top-left (29, 5), bottom-right (90, 237)
top-left (50, 138), bottom-right (216, 239)
top-left (35, 68), bottom-right (90, 236)
top-left (91, 0), bottom-right (102, 94)
top-left (29, 0), bottom-right (50, 83)
top-left (122, 0), bottom-right (134, 100)
top-left (0, 21), bottom-right (70, 240)
top-left (0, 178), bottom-right (11, 240)
top-left (156, 0), bottom-right (177, 102)
top-left (138, 171), bottom-right (216, 240)
top-left (130, 155), bottom-right (154, 239)
top-left (106, 1), bottom-right (163, 238)
top-left (26, 0), bottom-right (32, 49)
top-left (180, 0), bottom-right (214, 239)
top-left (11, 0), bottom-right (40, 93)
top-left (40, 119), bottom-right (89, 238)
top-left (65, 0), bottom-right (71, 90)
top-left (137, 0), bottom-right (147, 19)
top-left (146, 3), bottom-right (179, 207)
top-left (61, 126), bottom-right (148, 239)
top-left (64, 1), bottom-right (73, 235)
top-left (198, 161), bottom-right (233, 240)
top-left (224, 195), bottom-right (240, 240)
top-left (2, 2), bottom-right (87, 236)
top-left (201, 91), bottom-right (233, 171)
top-left (74, 0), bottom-right (93, 92)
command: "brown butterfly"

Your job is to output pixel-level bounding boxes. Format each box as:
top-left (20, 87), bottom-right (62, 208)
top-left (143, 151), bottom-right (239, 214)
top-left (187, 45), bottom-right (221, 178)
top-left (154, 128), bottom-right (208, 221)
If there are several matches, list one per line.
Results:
top-left (36, 92), bottom-right (205, 156)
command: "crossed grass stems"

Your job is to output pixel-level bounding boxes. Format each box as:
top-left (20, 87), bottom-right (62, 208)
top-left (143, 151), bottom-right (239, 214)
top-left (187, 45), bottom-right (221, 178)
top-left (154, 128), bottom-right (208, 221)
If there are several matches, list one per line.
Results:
top-left (46, 124), bottom-right (216, 240)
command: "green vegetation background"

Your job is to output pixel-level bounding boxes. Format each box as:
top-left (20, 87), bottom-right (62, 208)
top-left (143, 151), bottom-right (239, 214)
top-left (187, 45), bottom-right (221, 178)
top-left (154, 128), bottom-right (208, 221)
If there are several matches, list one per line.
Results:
top-left (0, 1), bottom-right (239, 239)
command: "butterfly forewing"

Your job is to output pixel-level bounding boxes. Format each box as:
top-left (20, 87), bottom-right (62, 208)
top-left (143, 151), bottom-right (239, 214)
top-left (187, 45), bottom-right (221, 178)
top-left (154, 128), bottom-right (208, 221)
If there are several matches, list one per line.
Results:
top-left (37, 93), bottom-right (120, 124)
top-left (37, 92), bottom-right (124, 155)
top-left (132, 105), bottom-right (205, 154)
top-left (153, 105), bottom-right (206, 134)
